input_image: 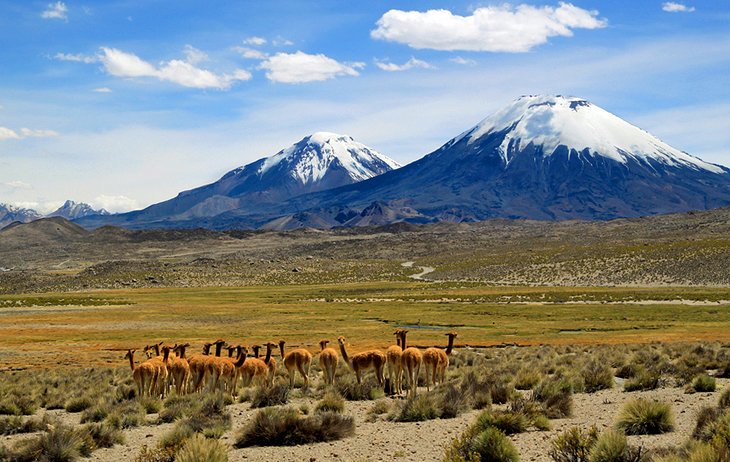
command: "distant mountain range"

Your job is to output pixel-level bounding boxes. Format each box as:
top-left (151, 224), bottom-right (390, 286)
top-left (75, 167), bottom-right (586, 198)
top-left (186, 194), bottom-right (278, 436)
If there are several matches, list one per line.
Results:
top-left (0, 200), bottom-right (107, 229)
top-left (33, 95), bottom-right (730, 230)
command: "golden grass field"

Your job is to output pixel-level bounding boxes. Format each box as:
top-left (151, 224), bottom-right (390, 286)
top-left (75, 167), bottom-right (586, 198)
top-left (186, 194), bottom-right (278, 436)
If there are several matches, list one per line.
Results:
top-left (3, 282), bottom-right (730, 369)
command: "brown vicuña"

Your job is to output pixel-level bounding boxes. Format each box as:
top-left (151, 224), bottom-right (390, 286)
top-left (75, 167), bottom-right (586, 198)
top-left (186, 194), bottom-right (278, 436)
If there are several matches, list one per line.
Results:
top-left (423, 332), bottom-right (458, 390)
top-left (337, 336), bottom-right (386, 386)
top-left (279, 339), bottom-right (312, 388)
top-left (399, 330), bottom-right (422, 398)
top-left (318, 339), bottom-right (339, 386)
top-left (385, 329), bottom-right (404, 395)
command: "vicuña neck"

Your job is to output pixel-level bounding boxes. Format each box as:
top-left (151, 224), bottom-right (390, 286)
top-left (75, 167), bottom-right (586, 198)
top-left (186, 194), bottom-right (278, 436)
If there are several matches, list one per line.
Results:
top-left (446, 335), bottom-right (456, 355)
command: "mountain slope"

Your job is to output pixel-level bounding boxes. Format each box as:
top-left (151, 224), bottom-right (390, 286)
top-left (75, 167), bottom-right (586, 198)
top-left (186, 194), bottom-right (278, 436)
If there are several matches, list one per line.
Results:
top-left (0, 203), bottom-right (42, 229)
top-left (47, 200), bottom-right (109, 220)
top-left (281, 95), bottom-right (730, 222)
top-left (77, 132), bottom-right (399, 228)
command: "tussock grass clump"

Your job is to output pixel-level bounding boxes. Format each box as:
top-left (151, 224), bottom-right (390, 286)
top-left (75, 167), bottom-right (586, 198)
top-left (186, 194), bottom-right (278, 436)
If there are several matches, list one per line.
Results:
top-left (176, 433), bottom-right (228, 462)
top-left (81, 422), bottom-right (125, 450)
top-left (134, 445), bottom-right (175, 462)
top-left (181, 394), bottom-right (231, 439)
top-left (0, 414), bottom-right (55, 436)
top-left (474, 410), bottom-right (528, 435)
top-left (533, 378), bottom-right (573, 419)
top-left (6, 423), bottom-right (85, 462)
top-left (614, 364), bottom-right (640, 379)
top-left (235, 407), bottom-right (355, 447)
top-left (250, 384), bottom-right (290, 408)
top-left (719, 387), bottom-right (730, 410)
top-left (588, 429), bottom-right (645, 462)
top-left (548, 426), bottom-right (598, 462)
top-left (692, 406), bottom-right (721, 440)
top-left (460, 370), bottom-right (515, 407)
top-left (81, 402), bottom-right (111, 423)
top-left (623, 369), bottom-right (660, 392)
top-left (315, 391), bottom-right (345, 414)
top-left (514, 369), bottom-right (543, 390)
top-left (582, 359), bottom-right (614, 393)
top-left (159, 394), bottom-right (201, 423)
top-left (335, 377), bottom-right (384, 401)
top-left (696, 409), bottom-right (730, 447)
top-left (140, 397), bottom-right (163, 414)
top-left (444, 425), bottom-right (519, 462)
top-left (691, 374), bottom-right (717, 393)
top-left (390, 394), bottom-right (440, 422)
top-left (439, 383), bottom-right (468, 419)
top-left (158, 422), bottom-right (195, 453)
top-left (64, 395), bottom-right (94, 413)
top-left (616, 399), bottom-right (674, 435)
top-left (107, 400), bottom-right (146, 429)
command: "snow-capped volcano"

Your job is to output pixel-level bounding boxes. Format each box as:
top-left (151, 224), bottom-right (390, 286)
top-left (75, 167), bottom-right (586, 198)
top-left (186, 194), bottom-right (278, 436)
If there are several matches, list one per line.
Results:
top-left (285, 95), bottom-right (730, 223)
top-left (75, 132), bottom-right (399, 228)
top-left (47, 200), bottom-right (109, 220)
top-left (0, 203), bottom-right (42, 228)
top-left (457, 95), bottom-right (722, 173)
top-left (255, 132), bottom-right (400, 184)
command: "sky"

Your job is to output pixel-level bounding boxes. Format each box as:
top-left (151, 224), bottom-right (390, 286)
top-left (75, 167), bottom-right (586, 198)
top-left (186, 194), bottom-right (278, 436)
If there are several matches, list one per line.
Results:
top-left (1, 0), bottom-right (729, 213)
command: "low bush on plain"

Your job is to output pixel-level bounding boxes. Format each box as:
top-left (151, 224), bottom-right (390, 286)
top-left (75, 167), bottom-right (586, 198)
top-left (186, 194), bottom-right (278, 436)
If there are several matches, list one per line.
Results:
top-left (235, 407), bottom-right (355, 447)
top-left (616, 399), bottom-right (674, 435)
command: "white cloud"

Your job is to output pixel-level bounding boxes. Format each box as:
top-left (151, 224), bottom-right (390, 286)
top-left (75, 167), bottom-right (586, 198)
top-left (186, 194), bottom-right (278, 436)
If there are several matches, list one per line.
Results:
top-left (0, 127), bottom-right (20, 140)
top-left (371, 3), bottom-right (606, 52)
top-left (244, 36), bottom-right (267, 46)
top-left (93, 87), bottom-right (112, 93)
top-left (41, 1), bottom-right (67, 20)
top-left (375, 57), bottom-right (433, 72)
top-left (3, 181), bottom-right (32, 190)
top-left (92, 195), bottom-right (140, 213)
top-left (450, 56), bottom-right (477, 66)
top-left (19, 128), bottom-right (59, 138)
top-left (98, 47), bottom-right (251, 90)
top-left (54, 52), bottom-right (97, 63)
top-left (183, 45), bottom-right (208, 65)
top-left (662, 2), bottom-right (695, 13)
top-left (273, 37), bottom-right (295, 47)
top-left (233, 46), bottom-right (268, 60)
top-left (0, 127), bottom-right (58, 141)
top-left (259, 51), bottom-right (363, 83)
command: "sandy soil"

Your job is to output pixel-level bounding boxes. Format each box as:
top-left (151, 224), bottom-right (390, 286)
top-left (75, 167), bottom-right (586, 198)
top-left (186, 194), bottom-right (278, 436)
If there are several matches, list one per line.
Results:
top-left (4, 379), bottom-right (726, 461)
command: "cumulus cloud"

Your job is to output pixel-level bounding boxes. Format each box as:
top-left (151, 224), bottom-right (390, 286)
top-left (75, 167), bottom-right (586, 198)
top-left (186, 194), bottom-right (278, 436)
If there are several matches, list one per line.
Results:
top-left (371, 3), bottom-right (606, 52)
top-left (375, 57), bottom-right (433, 72)
top-left (450, 56), bottom-right (477, 66)
top-left (92, 195), bottom-right (139, 213)
top-left (233, 46), bottom-right (268, 60)
top-left (259, 51), bottom-right (364, 83)
top-left (662, 2), bottom-right (695, 12)
top-left (93, 87), bottom-right (112, 93)
top-left (54, 52), bottom-right (97, 63)
top-left (41, 1), bottom-right (67, 20)
top-left (98, 47), bottom-right (251, 89)
top-left (0, 126), bottom-right (59, 141)
top-left (244, 36), bottom-right (267, 46)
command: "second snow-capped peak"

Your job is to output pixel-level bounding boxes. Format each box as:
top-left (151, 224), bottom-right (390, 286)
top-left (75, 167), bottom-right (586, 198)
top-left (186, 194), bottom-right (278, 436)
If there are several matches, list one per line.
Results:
top-left (257, 132), bottom-right (401, 184)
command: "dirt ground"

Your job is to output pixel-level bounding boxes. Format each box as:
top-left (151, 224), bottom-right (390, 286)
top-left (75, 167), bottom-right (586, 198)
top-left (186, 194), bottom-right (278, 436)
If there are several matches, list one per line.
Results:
top-left (4, 378), bottom-right (726, 461)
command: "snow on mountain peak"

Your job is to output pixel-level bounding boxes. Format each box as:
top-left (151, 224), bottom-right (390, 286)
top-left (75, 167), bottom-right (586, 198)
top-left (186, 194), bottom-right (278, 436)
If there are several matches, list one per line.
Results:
top-left (258, 132), bottom-right (401, 184)
top-left (464, 95), bottom-right (724, 173)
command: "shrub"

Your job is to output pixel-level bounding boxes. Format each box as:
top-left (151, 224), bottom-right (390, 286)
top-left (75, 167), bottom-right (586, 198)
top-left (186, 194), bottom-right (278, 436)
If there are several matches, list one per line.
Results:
top-left (315, 391), bottom-right (345, 414)
top-left (474, 410), bottom-right (528, 435)
top-left (0, 414), bottom-right (53, 435)
top-left (135, 445), bottom-right (175, 462)
top-left (472, 427), bottom-right (520, 462)
top-left (107, 401), bottom-right (145, 429)
top-left (176, 433), bottom-right (228, 462)
top-left (692, 406), bottom-right (721, 440)
top-left (696, 409), bottom-right (730, 447)
top-left (582, 360), bottom-right (614, 393)
top-left (65, 395), bottom-right (94, 413)
top-left (692, 375), bottom-right (717, 393)
top-left (720, 388), bottom-right (730, 410)
top-left (159, 395), bottom-right (201, 423)
top-left (140, 397), bottom-right (163, 414)
top-left (533, 379), bottom-right (573, 419)
top-left (614, 364), bottom-right (640, 379)
top-left (443, 428), bottom-right (481, 462)
top-left (235, 407), bottom-right (355, 447)
top-left (514, 369), bottom-right (542, 390)
top-left (81, 403), bottom-right (111, 423)
top-left (0, 400), bottom-right (21, 416)
top-left (82, 422), bottom-right (125, 449)
top-left (588, 429), bottom-right (628, 462)
top-left (159, 422), bottom-right (194, 452)
top-left (6, 424), bottom-right (86, 462)
top-left (250, 384), bottom-right (289, 408)
top-left (439, 384), bottom-right (468, 419)
top-left (335, 378), bottom-right (384, 401)
top-left (181, 394), bottom-right (231, 439)
top-left (623, 370), bottom-right (660, 392)
top-left (616, 399), bottom-right (674, 435)
top-left (390, 394), bottom-right (440, 422)
top-left (548, 426), bottom-right (598, 462)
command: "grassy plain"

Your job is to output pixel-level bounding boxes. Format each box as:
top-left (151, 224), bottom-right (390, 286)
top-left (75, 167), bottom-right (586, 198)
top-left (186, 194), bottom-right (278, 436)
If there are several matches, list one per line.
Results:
top-left (2, 282), bottom-right (730, 369)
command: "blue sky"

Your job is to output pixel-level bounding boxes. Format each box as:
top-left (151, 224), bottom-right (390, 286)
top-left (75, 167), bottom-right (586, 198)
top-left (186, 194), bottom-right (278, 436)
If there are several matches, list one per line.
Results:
top-left (1, 0), bottom-right (729, 213)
